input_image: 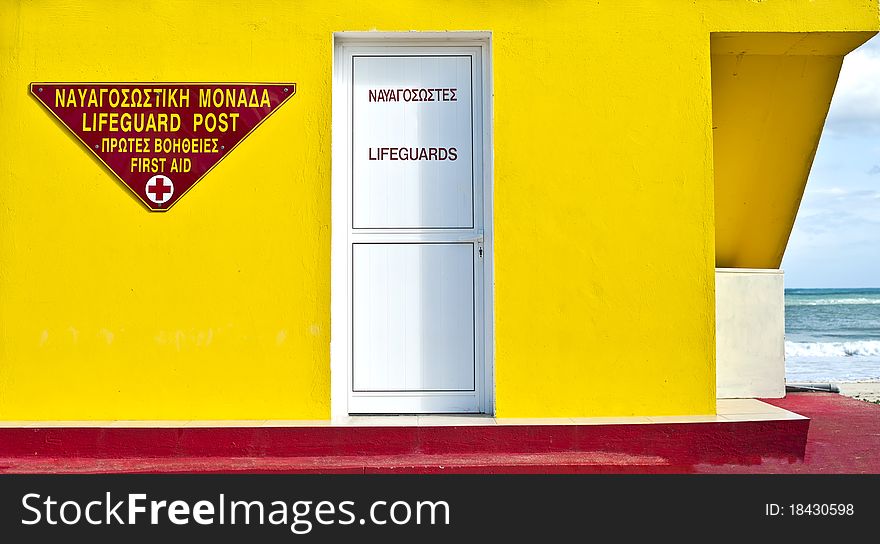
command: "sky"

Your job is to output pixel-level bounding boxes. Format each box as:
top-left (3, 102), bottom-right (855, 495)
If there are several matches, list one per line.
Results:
top-left (781, 36), bottom-right (880, 288)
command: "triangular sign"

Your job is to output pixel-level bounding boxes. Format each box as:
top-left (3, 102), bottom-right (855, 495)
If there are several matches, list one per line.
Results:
top-left (31, 83), bottom-right (296, 211)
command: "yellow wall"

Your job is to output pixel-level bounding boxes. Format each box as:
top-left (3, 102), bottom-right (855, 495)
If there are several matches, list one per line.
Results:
top-left (0, 1), bottom-right (877, 420)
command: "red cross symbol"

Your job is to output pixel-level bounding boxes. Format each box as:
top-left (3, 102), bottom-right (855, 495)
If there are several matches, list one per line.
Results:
top-left (145, 175), bottom-right (174, 205)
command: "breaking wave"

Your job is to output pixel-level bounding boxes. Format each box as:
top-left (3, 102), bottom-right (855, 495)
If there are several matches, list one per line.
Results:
top-left (785, 340), bottom-right (880, 358)
top-left (785, 298), bottom-right (880, 306)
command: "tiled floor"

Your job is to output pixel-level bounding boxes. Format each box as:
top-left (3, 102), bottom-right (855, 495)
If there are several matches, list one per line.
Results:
top-left (0, 398), bottom-right (805, 427)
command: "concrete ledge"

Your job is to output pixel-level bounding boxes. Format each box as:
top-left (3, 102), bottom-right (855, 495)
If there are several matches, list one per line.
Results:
top-left (0, 399), bottom-right (803, 428)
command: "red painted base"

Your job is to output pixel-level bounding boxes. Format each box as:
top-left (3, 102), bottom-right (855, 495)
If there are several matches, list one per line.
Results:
top-left (0, 413), bottom-right (811, 474)
top-left (711, 393), bottom-right (880, 474)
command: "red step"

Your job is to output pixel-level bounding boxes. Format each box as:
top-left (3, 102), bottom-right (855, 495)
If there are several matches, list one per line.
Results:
top-left (0, 418), bottom-right (808, 474)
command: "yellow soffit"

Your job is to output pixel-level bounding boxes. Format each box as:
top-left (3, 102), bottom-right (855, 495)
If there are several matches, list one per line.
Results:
top-left (711, 31), bottom-right (876, 269)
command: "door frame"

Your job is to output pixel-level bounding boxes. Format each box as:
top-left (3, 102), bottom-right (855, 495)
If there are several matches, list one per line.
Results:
top-left (330, 32), bottom-right (495, 419)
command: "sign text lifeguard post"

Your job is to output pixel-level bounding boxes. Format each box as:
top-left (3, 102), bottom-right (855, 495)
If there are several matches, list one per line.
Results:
top-left (31, 83), bottom-right (295, 211)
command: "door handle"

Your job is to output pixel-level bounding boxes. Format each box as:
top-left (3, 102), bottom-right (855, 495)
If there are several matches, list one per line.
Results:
top-left (467, 232), bottom-right (485, 258)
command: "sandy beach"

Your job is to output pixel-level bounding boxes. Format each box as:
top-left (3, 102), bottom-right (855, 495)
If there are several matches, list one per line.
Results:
top-left (836, 381), bottom-right (880, 404)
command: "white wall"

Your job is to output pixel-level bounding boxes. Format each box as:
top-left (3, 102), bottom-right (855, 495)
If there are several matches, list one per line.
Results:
top-left (715, 268), bottom-right (785, 399)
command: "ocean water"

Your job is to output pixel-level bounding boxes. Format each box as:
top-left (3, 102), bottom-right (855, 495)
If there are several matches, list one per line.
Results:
top-left (785, 288), bottom-right (880, 383)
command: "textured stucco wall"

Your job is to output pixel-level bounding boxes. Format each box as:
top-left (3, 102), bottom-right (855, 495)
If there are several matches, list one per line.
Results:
top-left (0, 1), bottom-right (877, 419)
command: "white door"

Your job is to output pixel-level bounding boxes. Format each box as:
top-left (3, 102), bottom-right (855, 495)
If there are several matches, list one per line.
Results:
top-left (341, 44), bottom-right (487, 413)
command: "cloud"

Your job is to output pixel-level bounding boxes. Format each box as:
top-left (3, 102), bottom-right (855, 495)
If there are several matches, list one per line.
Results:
top-left (791, 188), bottom-right (880, 243)
top-left (867, 165), bottom-right (880, 175)
top-left (824, 37), bottom-right (880, 136)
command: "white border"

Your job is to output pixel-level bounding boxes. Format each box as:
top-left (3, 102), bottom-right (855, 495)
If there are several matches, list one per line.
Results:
top-left (716, 268), bottom-right (784, 275)
top-left (331, 32), bottom-right (495, 420)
